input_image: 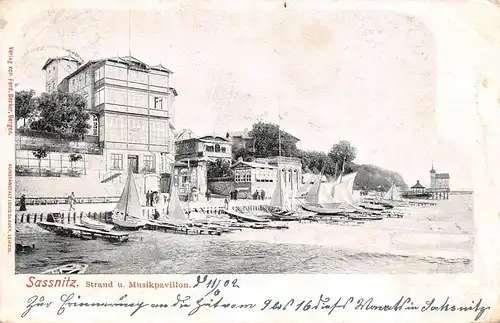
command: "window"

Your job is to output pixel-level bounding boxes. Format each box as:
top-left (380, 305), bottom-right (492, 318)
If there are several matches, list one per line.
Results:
top-left (72, 78), bottom-right (76, 88)
top-left (78, 74), bottom-right (83, 88)
top-left (111, 154), bottom-right (123, 169)
top-left (84, 72), bottom-right (88, 85)
top-left (235, 170), bottom-right (241, 182)
top-left (221, 147), bottom-right (227, 153)
top-left (215, 144), bottom-right (221, 153)
top-left (154, 97), bottom-right (164, 110)
top-left (94, 66), bottom-right (104, 81)
top-left (205, 145), bottom-right (214, 152)
top-left (128, 118), bottom-right (148, 143)
top-left (143, 155), bottom-right (155, 172)
top-left (94, 88), bottom-right (104, 106)
top-left (245, 170), bottom-right (251, 182)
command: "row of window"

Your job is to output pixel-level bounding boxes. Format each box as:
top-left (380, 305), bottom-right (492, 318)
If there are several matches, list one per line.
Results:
top-left (255, 168), bottom-right (277, 180)
top-left (110, 153), bottom-right (156, 171)
top-left (105, 115), bottom-right (170, 145)
top-left (47, 80), bottom-right (57, 92)
top-left (93, 87), bottom-right (167, 110)
top-left (95, 65), bottom-right (169, 87)
top-left (235, 170), bottom-right (252, 182)
top-left (70, 72), bottom-right (89, 91)
top-left (204, 144), bottom-right (228, 153)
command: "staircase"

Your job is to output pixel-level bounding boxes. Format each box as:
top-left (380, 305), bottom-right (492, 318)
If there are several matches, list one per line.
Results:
top-left (101, 172), bottom-right (122, 183)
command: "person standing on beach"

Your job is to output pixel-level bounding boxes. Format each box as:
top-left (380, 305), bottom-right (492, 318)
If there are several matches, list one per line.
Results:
top-left (146, 190), bottom-right (151, 206)
top-left (19, 194), bottom-right (27, 211)
top-left (68, 192), bottom-right (76, 212)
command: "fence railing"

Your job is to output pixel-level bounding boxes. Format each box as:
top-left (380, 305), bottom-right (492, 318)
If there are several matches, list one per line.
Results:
top-left (16, 196), bottom-right (121, 206)
top-left (15, 165), bottom-right (85, 177)
top-left (15, 204), bottom-right (267, 224)
top-left (16, 130), bottom-right (103, 155)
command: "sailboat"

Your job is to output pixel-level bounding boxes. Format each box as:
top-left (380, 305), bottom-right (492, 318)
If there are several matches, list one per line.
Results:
top-left (111, 170), bottom-right (147, 230)
top-left (301, 173), bottom-right (346, 215)
top-left (329, 172), bottom-right (384, 220)
top-left (161, 186), bottom-right (193, 227)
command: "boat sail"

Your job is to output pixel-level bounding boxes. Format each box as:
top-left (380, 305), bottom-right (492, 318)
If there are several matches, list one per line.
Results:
top-left (330, 172), bottom-right (385, 219)
top-left (111, 170), bottom-right (147, 230)
top-left (383, 184), bottom-right (402, 201)
top-left (269, 170), bottom-right (298, 217)
top-left (331, 172), bottom-right (360, 208)
top-left (302, 173), bottom-right (344, 215)
top-left (164, 186), bottom-right (191, 226)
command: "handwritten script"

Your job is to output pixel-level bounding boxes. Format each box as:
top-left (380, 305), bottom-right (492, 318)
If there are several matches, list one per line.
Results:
top-left (21, 275), bottom-right (491, 321)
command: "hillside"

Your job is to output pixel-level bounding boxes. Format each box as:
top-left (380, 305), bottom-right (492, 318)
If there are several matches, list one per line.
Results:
top-left (350, 164), bottom-right (408, 192)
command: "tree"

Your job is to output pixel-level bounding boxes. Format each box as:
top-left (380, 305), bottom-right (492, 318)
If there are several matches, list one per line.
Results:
top-left (32, 147), bottom-right (48, 177)
top-left (207, 158), bottom-right (233, 178)
top-left (69, 153), bottom-right (83, 169)
top-left (250, 122), bottom-right (299, 158)
top-left (297, 150), bottom-right (336, 177)
top-left (233, 146), bottom-right (254, 161)
top-left (353, 164), bottom-right (408, 192)
top-left (328, 140), bottom-right (357, 177)
top-left (30, 91), bottom-right (90, 139)
top-left (15, 89), bottom-right (37, 127)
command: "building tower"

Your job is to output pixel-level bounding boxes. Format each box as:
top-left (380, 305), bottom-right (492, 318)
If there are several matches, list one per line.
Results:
top-left (42, 55), bottom-right (82, 93)
top-left (430, 163), bottom-right (436, 188)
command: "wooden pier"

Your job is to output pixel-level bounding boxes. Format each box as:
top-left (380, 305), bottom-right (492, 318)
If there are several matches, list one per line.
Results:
top-left (144, 221), bottom-right (223, 236)
top-left (37, 221), bottom-right (129, 242)
top-left (407, 201), bottom-right (437, 207)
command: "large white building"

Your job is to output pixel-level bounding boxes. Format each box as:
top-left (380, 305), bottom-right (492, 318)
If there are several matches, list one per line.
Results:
top-left (16, 54), bottom-right (178, 197)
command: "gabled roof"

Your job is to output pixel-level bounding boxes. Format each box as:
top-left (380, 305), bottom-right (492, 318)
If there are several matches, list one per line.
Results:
top-left (151, 64), bottom-right (174, 74)
top-left (231, 161), bottom-right (277, 169)
top-left (51, 54), bottom-right (175, 83)
top-left (174, 128), bottom-right (195, 141)
top-left (435, 173), bottom-right (450, 179)
top-left (42, 55), bottom-right (82, 70)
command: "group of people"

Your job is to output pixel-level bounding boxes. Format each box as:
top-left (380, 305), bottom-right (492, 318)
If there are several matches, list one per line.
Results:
top-left (252, 189), bottom-right (266, 200)
top-left (145, 190), bottom-right (159, 206)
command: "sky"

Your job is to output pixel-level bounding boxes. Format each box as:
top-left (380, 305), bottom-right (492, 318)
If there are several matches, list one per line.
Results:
top-left (12, 6), bottom-right (478, 189)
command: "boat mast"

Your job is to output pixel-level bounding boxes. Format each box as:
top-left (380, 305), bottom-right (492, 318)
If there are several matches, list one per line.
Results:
top-left (124, 171), bottom-right (130, 220)
top-left (187, 158), bottom-right (190, 214)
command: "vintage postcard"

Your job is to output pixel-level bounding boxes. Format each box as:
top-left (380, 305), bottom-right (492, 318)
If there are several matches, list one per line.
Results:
top-left (1, 0), bottom-right (499, 322)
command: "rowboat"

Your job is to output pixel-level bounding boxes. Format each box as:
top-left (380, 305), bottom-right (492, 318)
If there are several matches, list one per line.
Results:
top-left (80, 217), bottom-right (114, 232)
top-left (42, 263), bottom-right (88, 274)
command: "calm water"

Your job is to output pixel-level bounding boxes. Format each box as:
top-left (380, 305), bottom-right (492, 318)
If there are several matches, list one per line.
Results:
top-left (15, 196), bottom-right (474, 274)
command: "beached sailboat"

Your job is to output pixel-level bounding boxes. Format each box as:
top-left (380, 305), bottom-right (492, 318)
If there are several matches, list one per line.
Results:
top-left (301, 174), bottom-right (346, 215)
top-left (329, 172), bottom-right (384, 220)
top-left (111, 170), bottom-right (147, 230)
top-left (80, 216), bottom-right (114, 232)
top-left (42, 263), bottom-right (88, 274)
top-left (162, 186), bottom-right (193, 227)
